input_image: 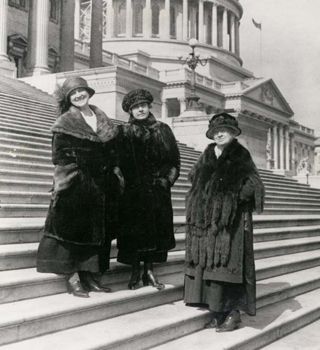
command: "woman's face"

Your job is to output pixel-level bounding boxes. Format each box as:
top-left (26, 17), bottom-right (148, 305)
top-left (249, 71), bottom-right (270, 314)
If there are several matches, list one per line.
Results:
top-left (69, 88), bottom-right (90, 109)
top-left (213, 127), bottom-right (235, 147)
top-left (131, 103), bottom-right (150, 120)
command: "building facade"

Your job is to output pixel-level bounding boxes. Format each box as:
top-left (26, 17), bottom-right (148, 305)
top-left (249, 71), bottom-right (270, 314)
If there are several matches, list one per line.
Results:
top-left (0, 0), bottom-right (316, 173)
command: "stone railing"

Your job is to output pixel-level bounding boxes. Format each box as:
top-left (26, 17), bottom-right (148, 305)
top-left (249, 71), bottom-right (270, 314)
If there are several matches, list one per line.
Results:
top-left (74, 39), bottom-right (159, 80)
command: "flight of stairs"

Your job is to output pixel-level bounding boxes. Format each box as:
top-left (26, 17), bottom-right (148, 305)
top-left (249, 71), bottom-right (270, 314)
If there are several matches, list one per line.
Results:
top-left (0, 79), bottom-right (320, 349)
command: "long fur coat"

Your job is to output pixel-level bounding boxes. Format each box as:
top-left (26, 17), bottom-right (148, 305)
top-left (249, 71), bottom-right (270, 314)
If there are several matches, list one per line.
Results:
top-left (185, 139), bottom-right (264, 283)
top-left (43, 105), bottom-right (119, 245)
top-left (117, 113), bottom-right (180, 264)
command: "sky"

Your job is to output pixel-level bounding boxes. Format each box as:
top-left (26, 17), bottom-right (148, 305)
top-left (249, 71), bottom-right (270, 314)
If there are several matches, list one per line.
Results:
top-left (240, 0), bottom-right (320, 133)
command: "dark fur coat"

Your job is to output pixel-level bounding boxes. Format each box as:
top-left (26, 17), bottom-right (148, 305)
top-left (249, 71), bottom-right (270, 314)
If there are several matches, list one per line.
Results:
top-left (185, 139), bottom-right (264, 283)
top-left (43, 105), bottom-right (119, 246)
top-left (117, 113), bottom-right (180, 264)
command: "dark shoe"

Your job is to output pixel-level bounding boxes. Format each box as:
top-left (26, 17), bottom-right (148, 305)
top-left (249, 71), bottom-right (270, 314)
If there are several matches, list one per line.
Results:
top-left (128, 263), bottom-right (141, 290)
top-left (142, 270), bottom-right (165, 290)
top-left (80, 272), bottom-right (112, 293)
top-left (66, 279), bottom-right (89, 298)
top-left (216, 310), bottom-right (241, 332)
top-left (204, 312), bottom-right (226, 329)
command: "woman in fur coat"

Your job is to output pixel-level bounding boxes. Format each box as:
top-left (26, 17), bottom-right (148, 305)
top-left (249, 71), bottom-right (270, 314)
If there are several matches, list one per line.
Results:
top-left (184, 112), bottom-right (264, 331)
top-left (118, 89), bottom-right (180, 290)
top-left (37, 76), bottom-right (122, 298)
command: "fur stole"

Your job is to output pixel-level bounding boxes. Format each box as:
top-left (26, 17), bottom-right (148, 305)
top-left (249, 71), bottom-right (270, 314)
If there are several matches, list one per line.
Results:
top-left (185, 139), bottom-right (264, 268)
top-left (51, 105), bottom-right (118, 143)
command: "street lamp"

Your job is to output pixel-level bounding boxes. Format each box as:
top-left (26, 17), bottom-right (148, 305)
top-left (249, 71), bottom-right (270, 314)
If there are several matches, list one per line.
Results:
top-left (179, 38), bottom-right (208, 110)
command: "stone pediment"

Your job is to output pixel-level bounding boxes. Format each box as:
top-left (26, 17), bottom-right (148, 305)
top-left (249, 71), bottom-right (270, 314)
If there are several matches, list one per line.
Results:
top-left (243, 79), bottom-right (293, 116)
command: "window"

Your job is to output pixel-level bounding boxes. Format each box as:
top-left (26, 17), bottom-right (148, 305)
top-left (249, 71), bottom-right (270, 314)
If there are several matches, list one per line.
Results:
top-left (9, 0), bottom-right (27, 10)
top-left (49, 0), bottom-right (58, 22)
top-left (118, 1), bottom-right (126, 35)
top-left (152, 4), bottom-right (159, 36)
top-left (133, 2), bottom-right (143, 35)
top-left (170, 6), bottom-right (176, 37)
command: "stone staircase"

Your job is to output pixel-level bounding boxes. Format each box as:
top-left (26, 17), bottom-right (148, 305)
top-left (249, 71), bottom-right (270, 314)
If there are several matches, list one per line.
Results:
top-left (0, 80), bottom-right (320, 349)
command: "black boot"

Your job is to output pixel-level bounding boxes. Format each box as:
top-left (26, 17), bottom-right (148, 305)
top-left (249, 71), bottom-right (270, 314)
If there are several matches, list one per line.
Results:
top-left (142, 262), bottom-right (165, 290)
top-left (80, 272), bottom-right (112, 293)
top-left (128, 260), bottom-right (141, 290)
top-left (216, 310), bottom-right (241, 332)
top-left (204, 312), bottom-right (227, 329)
top-left (66, 274), bottom-right (89, 298)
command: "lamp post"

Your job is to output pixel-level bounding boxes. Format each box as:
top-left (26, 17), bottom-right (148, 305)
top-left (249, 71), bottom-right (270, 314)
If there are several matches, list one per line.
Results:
top-left (179, 38), bottom-right (208, 110)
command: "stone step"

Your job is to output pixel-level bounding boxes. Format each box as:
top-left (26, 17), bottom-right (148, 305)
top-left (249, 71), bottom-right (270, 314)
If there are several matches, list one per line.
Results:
top-left (151, 282), bottom-right (320, 350)
top-left (0, 123), bottom-right (51, 140)
top-left (0, 119), bottom-right (52, 135)
top-left (0, 143), bottom-right (51, 158)
top-left (0, 136), bottom-right (51, 151)
top-left (265, 184), bottom-right (320, 196)
top-left (0, 179), bottom-right (51, 192)
top-left (261, 318), bottom-right (320, 349)
top-left (254, 225), bottom-right (320, 242)
top-left (0, 113), bottom-right (54, 129)
top-left (1, 268), bottom-right (319, 349)
top-left (0, 191), bottom-right (51, 204)
top-left (0, 130), bottom-right (51, 145)
top-left (0, 94), bottom-right (56, 113)
top-left (0, 168), bottom-right (52, 182)
top-left (0, 159), bottom-right (53, 172)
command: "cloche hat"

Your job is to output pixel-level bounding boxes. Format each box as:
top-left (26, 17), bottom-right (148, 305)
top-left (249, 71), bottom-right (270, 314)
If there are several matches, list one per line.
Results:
top-left (61, 76), bottom-right (95, 100)
top-left (122, 89), bottom-right (154, 113)
top-left (206, 112), bottom-right (241, 139)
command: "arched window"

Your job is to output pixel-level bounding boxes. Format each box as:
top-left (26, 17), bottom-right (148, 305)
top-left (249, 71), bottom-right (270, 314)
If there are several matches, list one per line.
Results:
top-left (49, 0), bottom-right (58, 21)
top-left (152, 4), bottom-right (160, 36)
top-left (118, 1), bottom-right (126, 35)
top-left (170, 6), bottom-right (176, 37)
top-left (133, 2), bottom-right (143, 34)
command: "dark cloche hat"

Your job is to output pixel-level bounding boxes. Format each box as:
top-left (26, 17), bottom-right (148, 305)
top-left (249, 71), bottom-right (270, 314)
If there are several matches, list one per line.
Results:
top-left (122, 89), bottom-right (154, 112)
top-left (206, 112), bottom-right (241, 139)
top-left (62, 76), bottom-right (95, 100)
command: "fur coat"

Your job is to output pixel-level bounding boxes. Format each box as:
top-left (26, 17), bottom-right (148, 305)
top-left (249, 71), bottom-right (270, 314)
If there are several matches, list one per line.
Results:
top-left (185, 139), bottom-right (264, 283)
top-left (117, 113), bottom-right (180, 264)
top-left (43, 105), bottom-right (119, 245)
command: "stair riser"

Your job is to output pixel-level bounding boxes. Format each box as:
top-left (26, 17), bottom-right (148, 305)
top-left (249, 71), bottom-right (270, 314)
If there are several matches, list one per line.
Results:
top-left (255, 242), bottom-right (320, 260)
top-left (0, 114), bottom-right (53, 129)
top-left (0, 171), bottom-right (52, 182)
top-left (0, 153), bottom-right (51, 165)
top-left (0, 97), bottom-right (56, 113)
top-left (0, 228), bottom-right (42, 244)
top-left (0, 253), bottom-right (35, 271)
top-left (0, 138), bottom-right (51, 152)
top-left (254, 229), bottom-right (320, 242)
top-left (0, 193), bottom-right (51, 204)
top-left (0, 182), bottom-right (51, 192)
top-left (254, 219), bottom-right (320, 229)
top-left (0, 144), bottom-right (51, 158)
top-left (0, 131), bottom-right (51, 144)
top-left (0, 123), bottom-right (50, 138)
top-left (0, 120), bottom-right (51, 135)
top-left (0, 161), bottom-right (53, 172)
top-left (0, 207), bottom-right (48, 218)
top-left (0, 285), bottom-right (183, 346)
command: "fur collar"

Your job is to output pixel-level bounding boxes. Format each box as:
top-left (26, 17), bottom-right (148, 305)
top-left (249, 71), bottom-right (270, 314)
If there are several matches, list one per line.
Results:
top-left (51, 105), bottom-right (118, 143)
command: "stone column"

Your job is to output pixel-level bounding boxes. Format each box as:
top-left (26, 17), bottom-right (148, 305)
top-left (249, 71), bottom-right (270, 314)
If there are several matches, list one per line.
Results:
top-left (90, 0), bottom-right (103, 68)
top-left (161, 98), bottom-right (168, 121)
top-left (229, 12), bottom-right (235, 52)
top-left (235, 17), bottom-right (240, 55)
top-left (198, 0), bottom-right (204, 43)
top-left (28, 0), bottom-right (50, 75)
top-left (211, 2), bottom-right (217, 46)
top-left (60, 0), bottom-right (75, 72)
top-left (182, 0), bottom-right (188, 41)
top-left (0, 0), bottom-right (16, 76)
top-left (285, 127), bottom-right (290, 170)
top-left (176, 5), bottom-right (183, 40)
top-left (161, 0), bottom-right (170, 39)
top-left (278, 124), bottom-right (284, 170)
top-left (143, 0), bottom-right (152, 38)
top-left (126, 0), bottom-right (133, 38)
top-left (222, 7), bottom-right (228, 50)
top-left (266, 127), bottom-right (272, 170)
top-left (74, 0), bottom-right (81, 40)
top-left (272, 124), bottom-right (279, 169)
top-left (179, 98), bottom-right (187, 113)
top-left (106, 0), bottom-right (114, 39)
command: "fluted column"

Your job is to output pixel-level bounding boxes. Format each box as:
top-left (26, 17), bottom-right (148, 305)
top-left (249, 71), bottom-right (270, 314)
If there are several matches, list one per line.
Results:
top-left (161, 99), bottom-right (168, 121)
top-left (198, 0), bottom-right (204, 43)
top-left (126, 0), bottom-right (133, 37)
top-left (90, 0), bottom-right (103, 68)
top-left (0, 0), bottom-right (16, 76)
top-left (222, 7), bottom-right (228, 50)
top-left (60, 0), bottom-right (75, 72)
top-left (161, 0), bottom-right (170, 39)
top-left (229, 12), bottom-right (235, 52)
top-left (272, 125), bottom-right (279, 169)
top-left (211, 2), bottom-right (217, 46)
top-left (106, 0), bottom-right (114, 39)
top-left (74, 0), bottom-right (81, 40)
top-left (285, 127), bottom-right (290, 170)
top-left (28, 0), bottom-right (50, 75)
top-left (182, 0), bottom-right (188, 41)
top-left (278, 124), bottom-right (284, 170)
top-left (143, 0), bottom-right (152, 38)
top-left (235, 17), bottom-right (240, 55)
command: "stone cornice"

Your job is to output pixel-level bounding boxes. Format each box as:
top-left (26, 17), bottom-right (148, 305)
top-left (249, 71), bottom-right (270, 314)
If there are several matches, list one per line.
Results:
top-left (209, 0), bottom-right (243, 19)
